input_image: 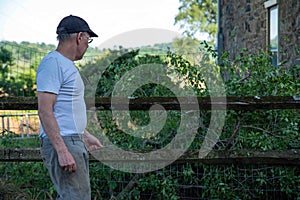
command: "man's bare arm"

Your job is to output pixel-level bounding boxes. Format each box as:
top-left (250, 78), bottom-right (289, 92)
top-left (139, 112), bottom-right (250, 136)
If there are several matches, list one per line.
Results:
top-left (38, 92), bottom-right (77, 172)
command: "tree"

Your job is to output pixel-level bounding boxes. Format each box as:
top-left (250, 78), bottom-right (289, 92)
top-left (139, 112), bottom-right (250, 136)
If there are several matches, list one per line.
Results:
top-left (174, 0), bottom-right (217, 42)
top-left (0, 46), bottom-right (14, 96)
top-left (0, 46), bottom-right (13, 78)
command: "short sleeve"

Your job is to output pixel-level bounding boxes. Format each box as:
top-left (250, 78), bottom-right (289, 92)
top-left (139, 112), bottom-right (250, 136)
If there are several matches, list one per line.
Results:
top-left (36, 57), bottom-right (63, 94)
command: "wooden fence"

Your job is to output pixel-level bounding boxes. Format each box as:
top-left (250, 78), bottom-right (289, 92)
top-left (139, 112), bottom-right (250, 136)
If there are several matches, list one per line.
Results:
top-left (0, 96), bottom-right (299, 165)
top-left (0, 113), bottom-right (39, 137)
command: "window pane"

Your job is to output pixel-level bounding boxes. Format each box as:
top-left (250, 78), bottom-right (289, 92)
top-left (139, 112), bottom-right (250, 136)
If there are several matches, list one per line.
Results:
top-left (270, 6), bottom-right (278, 50)
top-left (270, 6), bottom-right (278, 66)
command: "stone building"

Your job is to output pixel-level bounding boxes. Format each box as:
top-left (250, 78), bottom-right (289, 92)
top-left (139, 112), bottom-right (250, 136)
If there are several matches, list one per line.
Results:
top-left (217, 0), bottom-right (300, 66)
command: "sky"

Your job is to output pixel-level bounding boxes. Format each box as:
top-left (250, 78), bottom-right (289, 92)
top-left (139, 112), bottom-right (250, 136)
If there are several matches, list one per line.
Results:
top-left (0, 0), bottom-right (185, 48)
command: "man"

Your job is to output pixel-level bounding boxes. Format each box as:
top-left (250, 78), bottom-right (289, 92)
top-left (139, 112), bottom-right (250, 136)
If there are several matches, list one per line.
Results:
top-left (37, 15), bottom-right (102, 200)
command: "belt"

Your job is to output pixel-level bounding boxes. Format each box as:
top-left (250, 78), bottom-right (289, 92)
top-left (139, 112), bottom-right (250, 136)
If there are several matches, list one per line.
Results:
top-left (40, 134), bottom-right (84, 145)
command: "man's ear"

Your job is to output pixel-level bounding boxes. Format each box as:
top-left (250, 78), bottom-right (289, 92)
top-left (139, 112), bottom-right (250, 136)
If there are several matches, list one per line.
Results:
top-left (76, 32), bottom-right (83, 44)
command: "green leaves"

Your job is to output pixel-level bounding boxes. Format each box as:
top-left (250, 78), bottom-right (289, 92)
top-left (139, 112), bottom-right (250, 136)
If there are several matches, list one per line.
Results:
top-left (175, 0), bottom-right (218, 42)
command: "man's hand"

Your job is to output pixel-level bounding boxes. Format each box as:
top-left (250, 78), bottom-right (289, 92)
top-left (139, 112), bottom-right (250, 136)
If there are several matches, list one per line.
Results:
top-left (84, 130), bottom-right (103, 151)
top-left (57, 149), bottom-right (77, 172)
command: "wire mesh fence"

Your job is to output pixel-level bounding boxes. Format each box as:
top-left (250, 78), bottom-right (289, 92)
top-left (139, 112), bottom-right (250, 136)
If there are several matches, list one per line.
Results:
top-left (0, 161), bottom-right (299, 199)
top-left (0, 42), bottom-right (48, 97)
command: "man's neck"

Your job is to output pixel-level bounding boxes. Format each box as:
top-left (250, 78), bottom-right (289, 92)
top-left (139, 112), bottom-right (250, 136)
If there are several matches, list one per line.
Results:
top-left (56, 42), bottom-right (77, 61)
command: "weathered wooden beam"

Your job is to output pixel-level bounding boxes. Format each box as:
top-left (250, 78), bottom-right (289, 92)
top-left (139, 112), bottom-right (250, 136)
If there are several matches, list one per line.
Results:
top-left (1, 96), bottom-right (300, 111)
top-left (180, 149), bottom-right (300, 165)
top-left (0, 148), bottom-right (299, 165)
top-left (93, 96), bottom-right (300, 110)
top-left (0, 148), bottom-right (41, 162)
top-left (226, 96), bottom-right (300, 110)
top-left (0, 97), bottom-right (38, 110)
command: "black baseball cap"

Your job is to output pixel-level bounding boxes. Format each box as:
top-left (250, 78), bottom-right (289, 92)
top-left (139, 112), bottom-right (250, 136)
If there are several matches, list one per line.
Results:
top-left (56, 15), bottom-right (98, 37)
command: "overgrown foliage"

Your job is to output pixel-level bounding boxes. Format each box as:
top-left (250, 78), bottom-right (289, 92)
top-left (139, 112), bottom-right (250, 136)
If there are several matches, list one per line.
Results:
top-left (0, 40), bottom-right (299, 199)
top-left (84, 42), bottom-right (299, 199)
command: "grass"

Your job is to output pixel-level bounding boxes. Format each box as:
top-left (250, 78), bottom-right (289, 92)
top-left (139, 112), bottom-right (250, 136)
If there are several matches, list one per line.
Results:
top-left (0, 134), bottom-right (40, 148)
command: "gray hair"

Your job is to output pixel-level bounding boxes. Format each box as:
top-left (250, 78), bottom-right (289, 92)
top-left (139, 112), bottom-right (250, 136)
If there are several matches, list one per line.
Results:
top-left (56, 33), bottom-right (73, 42)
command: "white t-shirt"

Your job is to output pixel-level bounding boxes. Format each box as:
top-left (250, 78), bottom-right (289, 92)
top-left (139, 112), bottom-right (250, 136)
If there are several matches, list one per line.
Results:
top-left (36, 51), bottom-right (87, 137)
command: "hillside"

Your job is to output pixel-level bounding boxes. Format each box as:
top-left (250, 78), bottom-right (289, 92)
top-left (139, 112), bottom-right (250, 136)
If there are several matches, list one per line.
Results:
top-left (0, 40), bottom-right (176, 96)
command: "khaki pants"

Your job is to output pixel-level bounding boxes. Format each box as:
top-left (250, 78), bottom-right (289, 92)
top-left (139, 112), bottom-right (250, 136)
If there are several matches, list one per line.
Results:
top-left (40, 135), bottom-right (91, 200)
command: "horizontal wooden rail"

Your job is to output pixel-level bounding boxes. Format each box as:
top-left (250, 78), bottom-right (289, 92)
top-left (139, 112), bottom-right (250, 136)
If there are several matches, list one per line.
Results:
top-left (1, 96), bottom-right (299, 165)
top-left (0, 148), bottom-right (299, 165)
top-left (1, 96), bottom-right (300, 110)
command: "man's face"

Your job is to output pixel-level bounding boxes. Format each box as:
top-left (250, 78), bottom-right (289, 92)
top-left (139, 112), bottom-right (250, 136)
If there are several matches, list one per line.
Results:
top-left (75, 32), bottom-right (91, 61)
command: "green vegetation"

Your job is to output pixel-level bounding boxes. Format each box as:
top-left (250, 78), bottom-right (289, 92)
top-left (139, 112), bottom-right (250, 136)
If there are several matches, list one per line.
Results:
top-left (1, 0), bottom-right (299, 197)
top-left (175, 0), bottom-right (217, 42)
top-left (0, 41), bottom-right (51, 96)
top-left (0, 39), bottom-right (299, 199)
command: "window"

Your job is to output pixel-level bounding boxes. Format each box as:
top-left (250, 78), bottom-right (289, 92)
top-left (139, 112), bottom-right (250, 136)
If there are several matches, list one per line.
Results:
top-left (269, 6), bottom-right (278, 66)
top-left (264, 0), bottom-right (279, 66)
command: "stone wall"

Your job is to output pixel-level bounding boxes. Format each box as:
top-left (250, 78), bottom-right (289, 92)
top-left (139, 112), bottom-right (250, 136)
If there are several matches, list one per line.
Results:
top-left (278, 0), bottom-right (300, 65)
top-left (219, 0), bottom-right (300, 66)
